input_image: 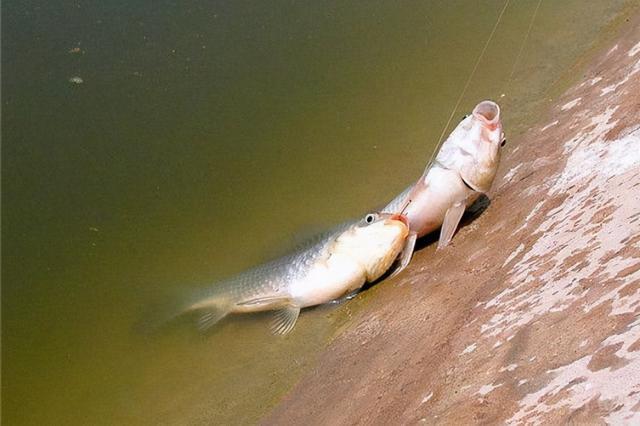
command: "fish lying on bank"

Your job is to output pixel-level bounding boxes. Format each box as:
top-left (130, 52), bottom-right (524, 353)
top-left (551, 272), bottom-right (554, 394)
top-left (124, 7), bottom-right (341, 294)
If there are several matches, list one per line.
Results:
top-left (160, 212), bottom-right (409, 335)
top-left (385, 100), bottom-right (505, 273)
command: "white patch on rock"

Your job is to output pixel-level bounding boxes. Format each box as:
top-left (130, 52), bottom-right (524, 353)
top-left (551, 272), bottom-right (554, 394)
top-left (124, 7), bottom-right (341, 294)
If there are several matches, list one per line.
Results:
top-left (421, 392), bottom-right (434, 404)
top-left (467, 246), bottom-right (489, 263)
top-left (560, 106), bottom-right (619, 154)
top-left (508, 319), bottom-right (640, 425)
top-left (589, 76), bottom-right (603, 86)
top-left (584, 266), bottom-right (640, 315)
top-left (477, 382), bottom-right (502, 396)
top-left (460, 343), bottom-right (477, 355)
top-left (502, 164), bottom-right (522, 183)
top-left (513, 200), bottom-right (546, 234)
top-left (503, 244), bottom-right (525, 268)
top-left (481, 121), bottom-right (640, 338)
top-left (541, 120), bottom-right (559, 132)
top-left (601, 59), bottom-right (640, 96)
top-left (560, 98), bottom-right (581, 111)
top-left (629, 40), bottom-right (640, 57)
top-left (500, 363), bottom-right (519, 372)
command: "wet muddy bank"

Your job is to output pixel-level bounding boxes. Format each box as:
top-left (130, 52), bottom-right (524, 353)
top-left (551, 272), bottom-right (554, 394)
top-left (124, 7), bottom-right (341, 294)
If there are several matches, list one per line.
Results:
top-left (263, 11), bottom-right (640, 426)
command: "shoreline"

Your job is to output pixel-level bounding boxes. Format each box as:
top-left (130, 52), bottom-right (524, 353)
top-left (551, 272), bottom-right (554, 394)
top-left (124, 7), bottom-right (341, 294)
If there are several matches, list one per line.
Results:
top-left (264, 10), bottom-right (640, 425)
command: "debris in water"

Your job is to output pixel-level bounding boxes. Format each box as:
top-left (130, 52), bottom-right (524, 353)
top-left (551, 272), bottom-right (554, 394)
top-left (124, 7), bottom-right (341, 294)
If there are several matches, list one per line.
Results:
top-left (69, 76), bottom-right (84, 84)
top-left (68, 47), bottom-right (82, 54)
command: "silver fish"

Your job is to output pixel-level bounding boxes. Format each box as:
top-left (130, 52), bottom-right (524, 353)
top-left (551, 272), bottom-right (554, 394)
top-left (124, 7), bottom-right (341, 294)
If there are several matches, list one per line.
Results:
top-left (168, 212), bottom-right (409, 335)
top-left (385, 100), bottom-right (505, 273)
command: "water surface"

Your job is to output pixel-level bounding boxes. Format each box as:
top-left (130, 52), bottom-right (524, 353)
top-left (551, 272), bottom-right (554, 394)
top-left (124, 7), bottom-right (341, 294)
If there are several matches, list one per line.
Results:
top-left (3, 0), bottom-right (634, 424)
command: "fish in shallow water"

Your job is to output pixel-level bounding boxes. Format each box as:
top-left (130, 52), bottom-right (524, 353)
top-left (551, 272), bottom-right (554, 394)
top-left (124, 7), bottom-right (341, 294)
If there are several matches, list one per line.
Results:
top-left (163, 212), bottom-right (408, 335)
top-left (385, 100), bottom-right (505, 273)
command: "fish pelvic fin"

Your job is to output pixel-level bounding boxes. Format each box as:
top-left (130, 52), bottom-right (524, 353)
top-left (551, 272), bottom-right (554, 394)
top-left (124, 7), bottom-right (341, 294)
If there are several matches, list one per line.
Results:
top-left (389, 231), bottom-right (417, 278)
top-left (196, 307), bottom-right (229, 332)
top-left (270, 305), bottom-right (301, 335)
top-left (234, 296), bottom-right (301, 335)
top-left (438, 201), bottom-right (466, 249)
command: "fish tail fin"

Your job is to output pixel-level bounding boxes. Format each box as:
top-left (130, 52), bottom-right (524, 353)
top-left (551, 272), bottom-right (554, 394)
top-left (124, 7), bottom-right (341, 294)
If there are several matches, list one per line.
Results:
top-left (134, 299), bottom-right (187, 335)
top-left (135, 294), bottom-right (196, 335)
top-left (135, 289), bottom-right (231, 335)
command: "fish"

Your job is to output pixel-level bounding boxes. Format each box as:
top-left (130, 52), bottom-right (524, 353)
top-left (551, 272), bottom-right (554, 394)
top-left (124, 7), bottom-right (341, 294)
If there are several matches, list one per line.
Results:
top-left (161, 212), bottom-right (409, 335)
top-left (384, 100), bottom-right (505, 274)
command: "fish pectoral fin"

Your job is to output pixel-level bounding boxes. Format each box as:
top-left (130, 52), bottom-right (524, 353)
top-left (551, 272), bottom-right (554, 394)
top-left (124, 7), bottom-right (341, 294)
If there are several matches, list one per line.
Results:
top-left (389, 231), bottom-right (418, 278)
top-left (270, 305), bottom-right (301, 335)
top-left (196, 307), bottom-right (228, 332)
top-left (438, 201), bottom-right (466, 250)
top-left (236, 296), bottom-right (291, 307)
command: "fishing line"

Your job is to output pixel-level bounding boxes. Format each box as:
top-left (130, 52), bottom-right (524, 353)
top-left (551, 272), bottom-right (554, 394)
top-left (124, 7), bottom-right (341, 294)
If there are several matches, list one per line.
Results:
top-left (426, 0), bottom-right (512, 170)
top-left (505, 0), bottom-right (543, 92)
top-left (399, 0), bottom-right (524, 216)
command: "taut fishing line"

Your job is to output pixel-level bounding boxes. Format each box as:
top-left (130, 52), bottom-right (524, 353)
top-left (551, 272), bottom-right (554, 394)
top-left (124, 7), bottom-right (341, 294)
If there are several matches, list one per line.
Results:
top-left (426, 0), bottom-right (512, 172)
top-left (400, 0), bottom-right (543, 215)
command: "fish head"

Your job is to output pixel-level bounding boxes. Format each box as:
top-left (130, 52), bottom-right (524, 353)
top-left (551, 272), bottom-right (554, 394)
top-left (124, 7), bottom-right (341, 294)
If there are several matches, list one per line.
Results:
top-left (436, 100), bottom-right (505, 192)
top-left (335, 212), bottom-right (409, 282)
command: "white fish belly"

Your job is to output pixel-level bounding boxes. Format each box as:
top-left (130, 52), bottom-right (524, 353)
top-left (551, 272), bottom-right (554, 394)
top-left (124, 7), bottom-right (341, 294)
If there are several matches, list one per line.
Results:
top-left (289, 253), bottom-right (365, 308)
top-left (407, 167), bottom-right (474, 238)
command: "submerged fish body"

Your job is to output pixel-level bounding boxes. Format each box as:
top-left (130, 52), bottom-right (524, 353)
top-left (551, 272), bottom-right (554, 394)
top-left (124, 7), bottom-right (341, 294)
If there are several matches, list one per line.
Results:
top-left (385, 100), bottom-right (504, 273)
top-left (177, 212), bottom-right (408, 334)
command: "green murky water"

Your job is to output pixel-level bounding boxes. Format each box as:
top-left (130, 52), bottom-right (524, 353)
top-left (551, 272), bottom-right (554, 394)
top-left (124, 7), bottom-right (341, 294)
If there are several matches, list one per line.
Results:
top-left (3, 1), bottom-right (635, 424)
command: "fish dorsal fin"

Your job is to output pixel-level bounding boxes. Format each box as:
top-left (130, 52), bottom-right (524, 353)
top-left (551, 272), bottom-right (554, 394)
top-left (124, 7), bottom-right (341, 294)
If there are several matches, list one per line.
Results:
top-left (196, 308), bottom-right (228, 331)
top-left (270, 306), bottom-right (301, 335)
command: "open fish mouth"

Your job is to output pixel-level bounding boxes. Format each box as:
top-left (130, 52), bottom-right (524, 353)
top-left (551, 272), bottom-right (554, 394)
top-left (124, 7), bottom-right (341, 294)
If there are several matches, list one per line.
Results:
top-left (388, 213), bottom-right (410, 228)
top-left (473, 100), bottom-right (501, 129)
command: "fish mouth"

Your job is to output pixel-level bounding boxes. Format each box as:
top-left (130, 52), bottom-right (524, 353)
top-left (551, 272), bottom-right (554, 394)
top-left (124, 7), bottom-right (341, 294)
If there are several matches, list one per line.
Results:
top-left (389, 213), bottom-right (410, 228)
top-left (473, 100), bottom-right (501, 130)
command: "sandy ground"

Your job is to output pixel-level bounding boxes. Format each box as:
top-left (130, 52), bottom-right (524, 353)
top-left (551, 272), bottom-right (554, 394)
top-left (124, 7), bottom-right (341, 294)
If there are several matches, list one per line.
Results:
top-left (263, 14), bottom-right (640, 426)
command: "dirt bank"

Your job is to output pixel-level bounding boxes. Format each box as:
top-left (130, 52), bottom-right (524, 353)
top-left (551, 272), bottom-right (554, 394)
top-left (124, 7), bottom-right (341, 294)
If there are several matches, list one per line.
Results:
top-left (263, 13), bottom-right (640, 426)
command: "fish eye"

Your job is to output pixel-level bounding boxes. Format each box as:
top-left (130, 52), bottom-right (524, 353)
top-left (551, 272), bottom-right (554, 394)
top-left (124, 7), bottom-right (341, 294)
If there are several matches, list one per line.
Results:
top-left (364, 213), bottom-right (377, 224)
